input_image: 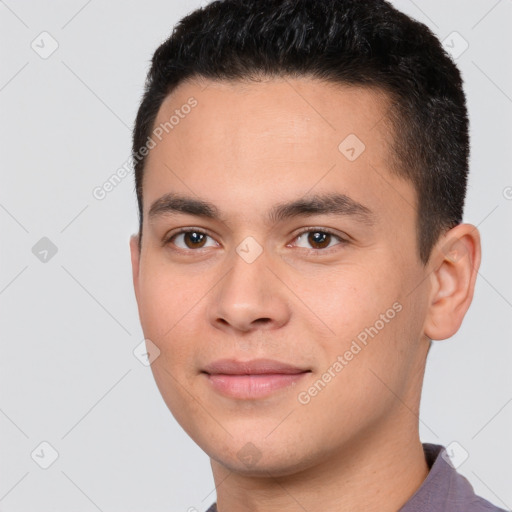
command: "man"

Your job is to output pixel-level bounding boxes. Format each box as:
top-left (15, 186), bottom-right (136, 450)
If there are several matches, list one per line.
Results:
top-left (129, 0), bottom-right (505, 510)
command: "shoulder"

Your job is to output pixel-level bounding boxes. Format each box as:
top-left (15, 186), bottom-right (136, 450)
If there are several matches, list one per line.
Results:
top-left (400, 443), bottom-right (507, 512)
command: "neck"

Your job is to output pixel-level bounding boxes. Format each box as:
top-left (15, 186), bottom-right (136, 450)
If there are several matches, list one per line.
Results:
top-left (209, 417), bottom-right (429, 512)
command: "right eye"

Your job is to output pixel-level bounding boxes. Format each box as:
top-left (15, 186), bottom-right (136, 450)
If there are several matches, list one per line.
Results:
top-left (164, 229), bottom-right (220, 251)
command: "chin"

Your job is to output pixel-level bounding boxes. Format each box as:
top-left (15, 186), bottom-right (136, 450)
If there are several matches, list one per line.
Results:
top-left (206, 437), bottom-right (321, 478)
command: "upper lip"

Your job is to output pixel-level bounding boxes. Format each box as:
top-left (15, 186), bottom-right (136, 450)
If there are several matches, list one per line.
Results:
top-left (202, 358), bottom-right (310, 375)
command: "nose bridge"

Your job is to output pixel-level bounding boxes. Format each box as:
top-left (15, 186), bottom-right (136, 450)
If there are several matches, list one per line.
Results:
top-left (208, 238), bottom-right (290, 332)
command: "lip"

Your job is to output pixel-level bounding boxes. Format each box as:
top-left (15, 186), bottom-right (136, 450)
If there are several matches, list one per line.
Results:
top-left (202, 358), bottom-right (311, 399)
top-left (202, 358), bottom-right (309, 375)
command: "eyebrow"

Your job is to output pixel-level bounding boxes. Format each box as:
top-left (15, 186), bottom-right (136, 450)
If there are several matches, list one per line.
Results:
top-left (148, 192), bottom-right (376, 226)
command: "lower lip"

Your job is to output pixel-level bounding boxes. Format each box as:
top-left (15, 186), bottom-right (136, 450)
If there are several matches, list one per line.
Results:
top-left (205, 373), bottom-right (309, 399)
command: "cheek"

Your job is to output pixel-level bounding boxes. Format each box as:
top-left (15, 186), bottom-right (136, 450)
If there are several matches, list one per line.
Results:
top-left (137, 263), bottom-right (199, 352)
top-left (294, 262), bottom-right (412, 401)
top-left (295, 263), bottom-right (395, 341)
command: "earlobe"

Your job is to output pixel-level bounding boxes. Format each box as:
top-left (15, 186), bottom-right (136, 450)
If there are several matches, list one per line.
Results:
top-left (423, 224), bottom-right (481, 341)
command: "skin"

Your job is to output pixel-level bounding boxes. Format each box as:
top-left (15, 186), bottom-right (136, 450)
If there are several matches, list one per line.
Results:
top-left (130, 77), bottom-right (481, 512)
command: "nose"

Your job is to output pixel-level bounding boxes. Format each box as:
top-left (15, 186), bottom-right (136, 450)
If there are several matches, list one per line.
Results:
top-left (207, 244), bottom-right (291, 334)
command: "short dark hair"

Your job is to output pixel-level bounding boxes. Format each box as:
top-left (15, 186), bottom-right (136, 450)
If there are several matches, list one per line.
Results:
top-left (132, 0), bottom-right (469, 265)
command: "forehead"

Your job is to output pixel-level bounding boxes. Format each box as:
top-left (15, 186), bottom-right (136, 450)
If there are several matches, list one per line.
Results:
top-left (153, 77), bottom-right (393, 154)
top-left (143, 77), bottom-right (416, 229)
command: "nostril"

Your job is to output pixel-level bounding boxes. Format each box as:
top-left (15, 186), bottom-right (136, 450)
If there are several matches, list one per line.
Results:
top-left (254, 318), bottom-right (272, 326)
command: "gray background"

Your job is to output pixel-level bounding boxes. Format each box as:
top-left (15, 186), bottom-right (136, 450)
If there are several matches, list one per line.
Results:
top-left (0, 0), bottom-right (511, 510)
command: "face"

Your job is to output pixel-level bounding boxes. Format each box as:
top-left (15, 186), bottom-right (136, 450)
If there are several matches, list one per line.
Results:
top-left (130, 77), bottom-right (433, 476)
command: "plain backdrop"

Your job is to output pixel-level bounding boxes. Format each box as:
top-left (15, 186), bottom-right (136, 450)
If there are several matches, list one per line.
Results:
top-left (0, 0), bottom-right (511, 510)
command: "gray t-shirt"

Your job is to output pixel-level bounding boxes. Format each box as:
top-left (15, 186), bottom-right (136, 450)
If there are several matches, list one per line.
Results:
top-left (205, 443), bottom-right (506, 512)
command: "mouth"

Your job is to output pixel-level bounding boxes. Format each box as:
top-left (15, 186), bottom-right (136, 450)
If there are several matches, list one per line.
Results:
top-left (201, 358), bottom-right (312, 399)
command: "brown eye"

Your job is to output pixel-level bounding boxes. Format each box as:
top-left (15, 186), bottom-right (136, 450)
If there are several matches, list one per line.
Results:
top-left (166, 230), bottom-right (218, 250)
top-left (182, 231), bottom-right (207, 249)
top-left (307, 231), bottom-right (331, 249)
top-left (292, 228), bottom-right (347, 251)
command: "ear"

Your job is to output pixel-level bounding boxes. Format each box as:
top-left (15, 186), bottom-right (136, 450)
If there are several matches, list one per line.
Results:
top-left (423, 223), bottom-right (481, 341)
top-left (129, 234), bottom-right (141, 302)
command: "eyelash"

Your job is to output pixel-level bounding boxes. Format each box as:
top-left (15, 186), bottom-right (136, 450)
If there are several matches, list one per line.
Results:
top-left (163, 227), bottom-right (349, 254)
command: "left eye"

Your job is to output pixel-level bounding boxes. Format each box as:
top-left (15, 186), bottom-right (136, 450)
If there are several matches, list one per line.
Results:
top-left (291, 229), bottom-right (347, 251)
